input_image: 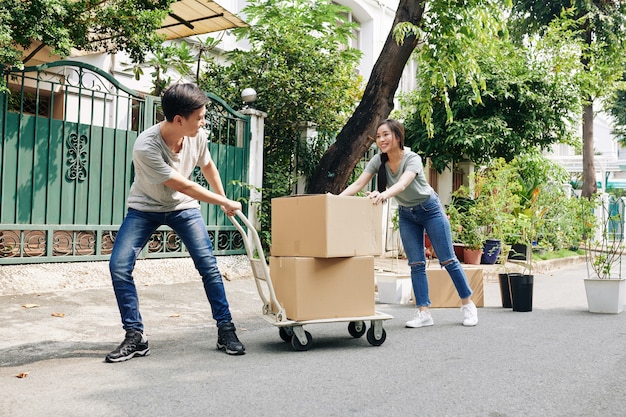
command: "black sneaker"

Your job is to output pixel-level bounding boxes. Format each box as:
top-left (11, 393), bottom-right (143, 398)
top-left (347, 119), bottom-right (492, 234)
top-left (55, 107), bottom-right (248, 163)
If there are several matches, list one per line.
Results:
top-left (105, 329), bottom-right (150, 363)
top-left (216, 322), bottom-right (245, 355)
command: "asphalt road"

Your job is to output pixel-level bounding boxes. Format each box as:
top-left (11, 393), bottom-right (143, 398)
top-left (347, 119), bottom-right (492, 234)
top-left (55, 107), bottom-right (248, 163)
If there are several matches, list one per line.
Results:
top-left (1, 258), bottom-right (625, 417)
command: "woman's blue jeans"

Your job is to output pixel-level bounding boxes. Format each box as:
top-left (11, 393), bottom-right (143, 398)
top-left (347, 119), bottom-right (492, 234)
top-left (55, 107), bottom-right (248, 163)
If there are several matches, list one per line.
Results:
top-left (398, 193), bottom-right (473, 307)
top-left (109, 208), bottom-right (232, 331)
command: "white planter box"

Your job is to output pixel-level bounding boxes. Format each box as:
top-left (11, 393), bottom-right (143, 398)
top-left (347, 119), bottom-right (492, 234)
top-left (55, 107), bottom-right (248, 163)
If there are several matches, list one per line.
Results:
top-left (584, 278), bottom-right (626, 314)
top-left (376, 272), bottom-right (412, 304)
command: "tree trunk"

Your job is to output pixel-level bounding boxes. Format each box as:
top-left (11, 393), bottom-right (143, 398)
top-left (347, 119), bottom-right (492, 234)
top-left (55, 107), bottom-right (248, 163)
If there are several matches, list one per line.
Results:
top-left (307, 0), bottom-right (426, 194)
top-left (581, 101), bottom-right (597, 198)
top-left (581, 22), bottom-right (597, 199)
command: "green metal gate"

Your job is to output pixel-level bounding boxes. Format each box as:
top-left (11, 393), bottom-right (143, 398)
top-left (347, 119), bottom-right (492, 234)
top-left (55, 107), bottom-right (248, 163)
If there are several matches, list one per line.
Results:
top-left (0, 60), bottom-right (248, 264)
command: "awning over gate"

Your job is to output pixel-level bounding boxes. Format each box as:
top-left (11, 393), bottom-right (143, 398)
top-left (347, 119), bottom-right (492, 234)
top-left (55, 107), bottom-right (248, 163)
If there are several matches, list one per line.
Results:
top-left (157, 0), bottom-right (248, 40)
top-left (19, 0), bottom-right (247, 65)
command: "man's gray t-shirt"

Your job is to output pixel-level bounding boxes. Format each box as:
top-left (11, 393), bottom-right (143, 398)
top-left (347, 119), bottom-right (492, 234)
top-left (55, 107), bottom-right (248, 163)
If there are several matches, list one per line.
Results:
top-left (364, 150), bottom-right (434, 207)
top-left (127, 123), bottom-right (211, 212)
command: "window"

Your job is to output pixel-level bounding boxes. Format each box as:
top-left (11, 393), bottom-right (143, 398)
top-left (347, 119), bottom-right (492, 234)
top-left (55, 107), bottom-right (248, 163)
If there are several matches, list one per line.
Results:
top-left (8, 88), bottom-right (51, 117)
top-left (335, 4), bottom-right (361, 51)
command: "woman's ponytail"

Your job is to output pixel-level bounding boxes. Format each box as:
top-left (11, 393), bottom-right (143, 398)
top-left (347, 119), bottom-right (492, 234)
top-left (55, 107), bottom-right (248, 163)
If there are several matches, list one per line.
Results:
top-left (377, 153), bottom-right (389, 191)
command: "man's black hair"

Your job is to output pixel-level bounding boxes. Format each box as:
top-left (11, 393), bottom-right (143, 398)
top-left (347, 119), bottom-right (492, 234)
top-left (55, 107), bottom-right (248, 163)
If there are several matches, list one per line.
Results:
top-left (161, 83), bottom-right (209, 122)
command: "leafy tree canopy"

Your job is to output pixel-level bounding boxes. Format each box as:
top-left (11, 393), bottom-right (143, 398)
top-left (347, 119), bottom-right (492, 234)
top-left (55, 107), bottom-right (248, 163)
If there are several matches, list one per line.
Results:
top-left (402, 24), bottom-right (581, 172)
top-left (198, 0), bottom-right (363, 242)
top-left (392, 0), bottom-right (513, 137)
top-left (201, 0), bottom-right (362, 134)
top-left (1, 0), bottom-right (173, 72)
top-left (309, 0), bottom-right (515, 194)
top-left (509, 0), bottom-right (626, 197)
top-left (608, 67), bottom-right (626, 144)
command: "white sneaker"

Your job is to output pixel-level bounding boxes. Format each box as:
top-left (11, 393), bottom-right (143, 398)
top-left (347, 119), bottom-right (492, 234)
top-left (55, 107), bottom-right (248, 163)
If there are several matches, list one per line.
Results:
top-left (405, 310), bottom-right (434, 328)
top-left (461, 301), bottom-right (478, 326)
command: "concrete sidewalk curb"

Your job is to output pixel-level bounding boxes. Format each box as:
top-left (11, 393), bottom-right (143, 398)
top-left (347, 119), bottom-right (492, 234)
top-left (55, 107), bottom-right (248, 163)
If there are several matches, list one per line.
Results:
top-left (0, 255), bottom-right (587, 296)
top-left (374, 255), bottom-right (587, 283)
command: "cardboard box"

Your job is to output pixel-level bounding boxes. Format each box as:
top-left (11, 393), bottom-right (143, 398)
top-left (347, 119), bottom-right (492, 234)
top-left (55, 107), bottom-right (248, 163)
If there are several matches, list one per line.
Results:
top-left (271, 194), bottom-right (383, 258)
top-left (376, 273), bottom-right (412, 304)
top-left (414, 267), bottom-right (484, 307)
top-left (270, 256), bottom-right (375, 321)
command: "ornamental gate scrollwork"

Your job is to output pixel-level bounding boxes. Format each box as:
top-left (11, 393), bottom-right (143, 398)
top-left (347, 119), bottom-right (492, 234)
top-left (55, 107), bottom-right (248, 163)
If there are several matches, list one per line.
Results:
top-left (66, 132), bottom-right (89, 182)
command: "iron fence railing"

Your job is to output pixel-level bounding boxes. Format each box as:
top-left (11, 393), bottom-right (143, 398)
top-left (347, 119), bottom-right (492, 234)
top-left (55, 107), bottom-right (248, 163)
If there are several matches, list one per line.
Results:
top-left (1, 61), bottom-right (249, 264)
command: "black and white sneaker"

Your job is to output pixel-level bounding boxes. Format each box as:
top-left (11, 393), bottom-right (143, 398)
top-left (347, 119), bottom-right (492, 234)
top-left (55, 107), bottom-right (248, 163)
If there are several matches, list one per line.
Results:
top-left (105, 329), bottom-right (150, 363)
top-left (216, 322), bottom-right (245, 355)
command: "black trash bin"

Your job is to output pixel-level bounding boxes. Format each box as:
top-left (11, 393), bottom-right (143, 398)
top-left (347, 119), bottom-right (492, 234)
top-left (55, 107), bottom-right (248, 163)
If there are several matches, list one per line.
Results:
top-left (509, 274), bottom-right (533, 312)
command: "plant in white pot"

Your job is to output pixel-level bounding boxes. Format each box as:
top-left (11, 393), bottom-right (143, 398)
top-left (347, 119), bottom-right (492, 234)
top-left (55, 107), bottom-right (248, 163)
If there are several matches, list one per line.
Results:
top-left (583, 194), bottom-right (625, 314)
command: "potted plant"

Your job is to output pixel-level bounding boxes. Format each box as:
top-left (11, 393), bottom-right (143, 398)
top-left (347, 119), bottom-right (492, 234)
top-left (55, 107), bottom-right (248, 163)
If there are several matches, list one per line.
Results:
top-left (465, 160), bottom-right (526, 305)
top-left (494, 210), bottom-right (536, 309)
top-left (446, 201), bottom-right (465, 262)
top-left (479, 181), bottom-right (519, 264)
top-left (458, 159), bottom-right (521, 265)
top-left (506, 182), bottom-right (548, 312)
top-left (582, 194), bottom-right (625, 314)
top-left (458, 208), bottom-right (485, 265)
top-left (505, 213), bottom-right (532, 260)
top-left (514, 205), bottom-right (549, 312)
top-left (445, 192), bottom-right (484, 264)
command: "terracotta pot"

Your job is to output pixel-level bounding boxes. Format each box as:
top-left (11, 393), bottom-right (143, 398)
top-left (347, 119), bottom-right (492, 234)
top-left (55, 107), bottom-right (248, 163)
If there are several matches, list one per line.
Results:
top-left (463, 248), bottom-right (483, 265)
top-left (453, 243), bottom-right (465, 262)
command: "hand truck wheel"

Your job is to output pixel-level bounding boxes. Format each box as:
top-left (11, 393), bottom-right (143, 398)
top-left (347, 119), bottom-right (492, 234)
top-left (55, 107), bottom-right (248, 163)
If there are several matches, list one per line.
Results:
top-left (291, 330), bottom-right (313, 351)
top-left (366, 326), bottom-right (387, 346)
top-left (348, 321), bottom-right (366, 338)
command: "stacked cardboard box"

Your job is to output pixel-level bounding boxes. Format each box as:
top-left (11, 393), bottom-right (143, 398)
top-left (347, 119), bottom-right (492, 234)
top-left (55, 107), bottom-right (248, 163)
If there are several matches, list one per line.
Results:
top-left (270, 194), bottom-right (383, 320)
top-left (419, 267), bottom-right (484, 308)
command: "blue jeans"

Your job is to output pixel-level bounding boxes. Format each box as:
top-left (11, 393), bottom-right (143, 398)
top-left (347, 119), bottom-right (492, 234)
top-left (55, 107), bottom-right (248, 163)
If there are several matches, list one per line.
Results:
top-left (109, 208), bottom-right (232, 331)
top-left (398, 193), bottom-right (473, 307)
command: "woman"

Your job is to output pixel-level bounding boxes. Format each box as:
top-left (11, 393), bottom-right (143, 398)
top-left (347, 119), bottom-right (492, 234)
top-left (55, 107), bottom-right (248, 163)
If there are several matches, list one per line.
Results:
top-left (340, 119), bottom-right (478, 327)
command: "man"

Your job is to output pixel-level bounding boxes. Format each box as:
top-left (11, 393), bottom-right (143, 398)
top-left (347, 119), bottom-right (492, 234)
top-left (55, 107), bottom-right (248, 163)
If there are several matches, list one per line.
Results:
top-left (106, 83), bottom-right (245, 363)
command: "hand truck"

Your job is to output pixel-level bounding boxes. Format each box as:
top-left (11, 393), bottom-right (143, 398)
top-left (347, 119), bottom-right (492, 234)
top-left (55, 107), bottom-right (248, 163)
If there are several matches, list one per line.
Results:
top-left (229, 210), bottom-right (393, 351)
